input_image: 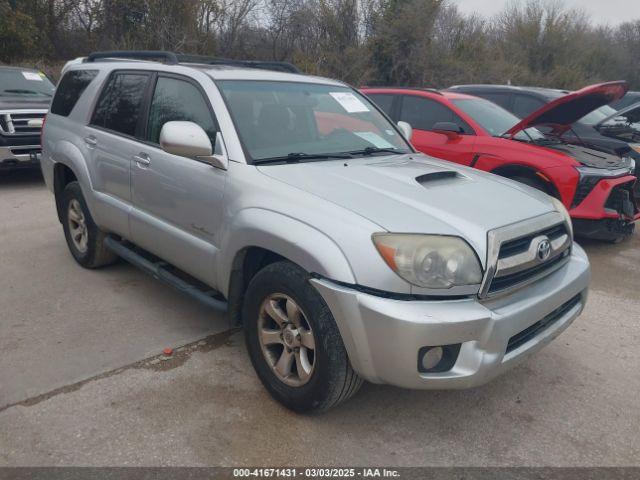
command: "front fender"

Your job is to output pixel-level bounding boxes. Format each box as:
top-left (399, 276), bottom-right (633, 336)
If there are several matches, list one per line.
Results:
top-left (217, 208), bottom-right (356, 297)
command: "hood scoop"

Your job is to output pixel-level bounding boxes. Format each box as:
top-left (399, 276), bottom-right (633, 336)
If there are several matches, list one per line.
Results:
top-left (416, 170), bottom-right (461, 187)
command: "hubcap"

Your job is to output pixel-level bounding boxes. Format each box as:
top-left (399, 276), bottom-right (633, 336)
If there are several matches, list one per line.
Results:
top-left (67, 199), bottom-right (88, 253)
top-left (258, 293), bottom-right (316, 387)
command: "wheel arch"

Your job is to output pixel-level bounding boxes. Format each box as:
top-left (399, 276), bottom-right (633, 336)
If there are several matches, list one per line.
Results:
top-left (219, 209), bottom-right (356, 326)
top-left (491, 163), bottom-right (561, 199)
top-left (53, 162), bottom-right (79, 222)
top-left (51, 141), bottom-right (96, 222)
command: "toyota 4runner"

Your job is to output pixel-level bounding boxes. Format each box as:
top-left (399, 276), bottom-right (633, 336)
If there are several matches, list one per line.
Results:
top-left (41, 51), bottom-right (591, 412)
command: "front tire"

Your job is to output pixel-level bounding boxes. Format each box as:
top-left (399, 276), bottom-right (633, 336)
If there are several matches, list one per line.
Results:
top-left (243, 261), bottom-right (362, 413)
top-left (60, 181), bottom-right (118, 268)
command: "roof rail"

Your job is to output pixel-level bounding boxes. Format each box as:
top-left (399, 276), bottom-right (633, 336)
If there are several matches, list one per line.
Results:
top-left (175, 54), bottom-right (300, 73)
top-left (85, 51), bottom-right (179, 64)
top-left (83, 51), bottom-right (301, 73)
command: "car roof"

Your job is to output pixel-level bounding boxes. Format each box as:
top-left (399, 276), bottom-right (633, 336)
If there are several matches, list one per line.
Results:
top-left (64, 58), bottom-right (346, 87)
top-left (361, 86), bottom-right (477, 101)
top-left (449, 84), bottom-right (568, 99)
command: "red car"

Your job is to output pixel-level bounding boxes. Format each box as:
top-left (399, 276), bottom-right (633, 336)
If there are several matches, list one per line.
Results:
top-left (362, 83), bottom-right (639, 241)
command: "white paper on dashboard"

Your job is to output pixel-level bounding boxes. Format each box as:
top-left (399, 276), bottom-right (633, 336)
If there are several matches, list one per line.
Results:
top-left (329, 92), bottom-right (370, 113)
top-left (22, 71), bottom-right (44, 81)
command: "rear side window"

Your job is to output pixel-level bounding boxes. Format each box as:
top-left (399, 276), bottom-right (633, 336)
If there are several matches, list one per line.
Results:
top-left (400, 95), bottom-right (473, 134)
top-left (476, 92), bottom-right (511, 110)
top-left (91, 72), bottom-right (150, 137)
top-left (146, 76), bottom-right (217, 144)
top-left (512, 95), bottom-right (545, 118)
top-left (50, 70), bottom-right (98, 117)
top-left (367, 94), bottom-right (396, 118)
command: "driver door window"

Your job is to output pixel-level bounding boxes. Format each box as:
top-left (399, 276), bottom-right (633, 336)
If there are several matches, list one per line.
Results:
top-left (145, 76), bottom-right (217, 144)
top-left (399, 95), bottom-right (473, 134)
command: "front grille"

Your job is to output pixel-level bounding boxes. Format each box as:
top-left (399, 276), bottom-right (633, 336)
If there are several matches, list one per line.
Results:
top-left (490, 251), bottom-right (570, 293)
top-left (506, 294), bottom-right (581, 353)
top-left (0, 111), bottom-right (46, 136)
top-left (498, 223), bottom-right (566, 258)
top-left (487, 222), bottom-right (571, 295)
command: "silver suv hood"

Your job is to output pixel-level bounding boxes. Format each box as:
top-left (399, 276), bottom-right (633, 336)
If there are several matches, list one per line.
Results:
top-left (258, 153), bottom-right (555, 252)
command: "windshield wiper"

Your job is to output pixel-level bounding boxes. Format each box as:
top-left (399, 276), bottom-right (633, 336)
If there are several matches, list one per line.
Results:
top-left (2, 89), bottom-right (51, 97)
top-left (254, 152), bottom-right (353, 165)
top-left (347, 147), bottom-right (407, 156)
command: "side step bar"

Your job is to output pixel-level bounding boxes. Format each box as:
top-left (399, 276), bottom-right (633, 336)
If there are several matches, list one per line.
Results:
top-left (104, 236), bottom-right (228, 313)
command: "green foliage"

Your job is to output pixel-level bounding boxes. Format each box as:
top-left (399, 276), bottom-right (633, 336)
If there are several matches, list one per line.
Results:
top-left (0, 1), bottom-right (38, 62)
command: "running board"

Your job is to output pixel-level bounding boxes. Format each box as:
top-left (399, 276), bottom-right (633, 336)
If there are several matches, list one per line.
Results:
top-left (104, 236), bottom-right (228, 313)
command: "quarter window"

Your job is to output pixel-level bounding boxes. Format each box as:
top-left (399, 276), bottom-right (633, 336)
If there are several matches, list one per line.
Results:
top-left (399, 95), bottom-right (473, 134)
top-left (50, 70), bottom-right (98, 117)
top-left (146, 77), bottom-right (217, 144)
top-left (91, 72), bottom-right (150, 137)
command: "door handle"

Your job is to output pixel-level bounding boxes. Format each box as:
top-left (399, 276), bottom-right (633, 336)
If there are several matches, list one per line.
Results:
top-left (84, 136), bottom-right (97, 148)
top-left (133, 153), bottom-right (151, 167)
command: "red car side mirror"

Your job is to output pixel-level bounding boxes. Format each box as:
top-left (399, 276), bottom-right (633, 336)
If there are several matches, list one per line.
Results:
top-left (432, 122), bottom-right (462, 140)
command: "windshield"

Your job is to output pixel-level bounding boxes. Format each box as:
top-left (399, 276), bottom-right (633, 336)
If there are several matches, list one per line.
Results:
top-left (217, 80), bottom-right (410, 163)
top-left (578, 105), bottom-right (618, 125)
top-left (451, 98), bottom-right (546, 141)
top-left (598, 104), bottom-right (640, 142)
top-left (0, 69), bottom-right (55, 97)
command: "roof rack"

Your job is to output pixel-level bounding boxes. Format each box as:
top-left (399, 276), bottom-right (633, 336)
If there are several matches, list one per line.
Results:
top-left (85, 51), bottom-right (179, 64)
top-left (83, 51), bottom-right (300, 74)
top-left (175, 54), bottom-right (300, 74)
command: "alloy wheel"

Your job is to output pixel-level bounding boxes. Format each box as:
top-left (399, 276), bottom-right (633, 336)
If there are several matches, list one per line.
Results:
top-left (67, 199), bottom-right (88, 253)
top-left (257, 293), bottom-right (316, 387)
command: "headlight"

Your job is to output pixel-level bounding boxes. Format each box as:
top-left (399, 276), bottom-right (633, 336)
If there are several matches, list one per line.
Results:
top-left (372, 233), bottom-right (482, 289)
top-left (550, 197), bottom-right (573, 239)
top-left (630, 144), bottom-right (640, 154)
top-left (575, 159), bottom-right (634, 177)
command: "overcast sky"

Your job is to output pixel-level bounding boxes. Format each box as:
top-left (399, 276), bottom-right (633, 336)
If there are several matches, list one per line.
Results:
top-left (452, 0), bottom-right (640, 25)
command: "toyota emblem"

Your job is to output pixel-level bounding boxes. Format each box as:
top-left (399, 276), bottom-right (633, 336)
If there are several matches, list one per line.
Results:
top-left (537, 238), bottom-right (551, 261)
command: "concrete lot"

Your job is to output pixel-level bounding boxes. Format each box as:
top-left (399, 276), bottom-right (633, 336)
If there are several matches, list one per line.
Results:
top-left (0, 169), bottom-right (639, 466)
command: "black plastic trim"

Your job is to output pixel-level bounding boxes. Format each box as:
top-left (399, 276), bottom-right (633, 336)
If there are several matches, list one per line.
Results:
top-left (311, 274), bottom-right (474, 301)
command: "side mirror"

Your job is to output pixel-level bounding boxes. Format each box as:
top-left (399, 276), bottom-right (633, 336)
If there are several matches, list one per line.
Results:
top-left (432, 122), bottom-right (462, 139)
top-left (397, 121), bottom-right (413, 141)
top-left (159, 121), bottom-right (228, 170)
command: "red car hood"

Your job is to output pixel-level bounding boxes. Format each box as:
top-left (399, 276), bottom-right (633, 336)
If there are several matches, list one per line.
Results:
top-left (505, 81), bottom-right (629, 137)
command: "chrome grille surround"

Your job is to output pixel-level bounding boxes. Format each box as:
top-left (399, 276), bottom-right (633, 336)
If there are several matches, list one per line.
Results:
top-left (479, 211), bottom-right (572, 299)
top-left (0, 110), bottom-right (47, 136)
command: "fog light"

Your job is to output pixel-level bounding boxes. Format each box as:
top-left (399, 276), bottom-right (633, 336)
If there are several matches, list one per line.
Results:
top-left (417, 344), bottom-right (462, 373)
top-left (421, 346), bottom-right (443, 370)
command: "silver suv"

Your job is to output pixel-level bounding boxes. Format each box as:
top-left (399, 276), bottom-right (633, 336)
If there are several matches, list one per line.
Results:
top-left (41, 51), bottom-right (591, 412)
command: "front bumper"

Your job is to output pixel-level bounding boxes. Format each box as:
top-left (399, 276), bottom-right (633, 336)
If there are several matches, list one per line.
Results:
top-left (570, 175), bottom-right (639, 240)
top-left (0, 145), bottom-right (41, 170)
top-left (312, 244), bottom-right (590, 389)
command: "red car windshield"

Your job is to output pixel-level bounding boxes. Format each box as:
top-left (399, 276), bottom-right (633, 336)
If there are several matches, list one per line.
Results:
top-left (452, 98), bottom-right (546, 141)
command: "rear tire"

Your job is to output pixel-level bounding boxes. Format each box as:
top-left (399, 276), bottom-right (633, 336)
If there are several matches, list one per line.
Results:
top-left (243, 261), bottom-right (363, 413)
top-left (60, 181), bottom-right (118, 269)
